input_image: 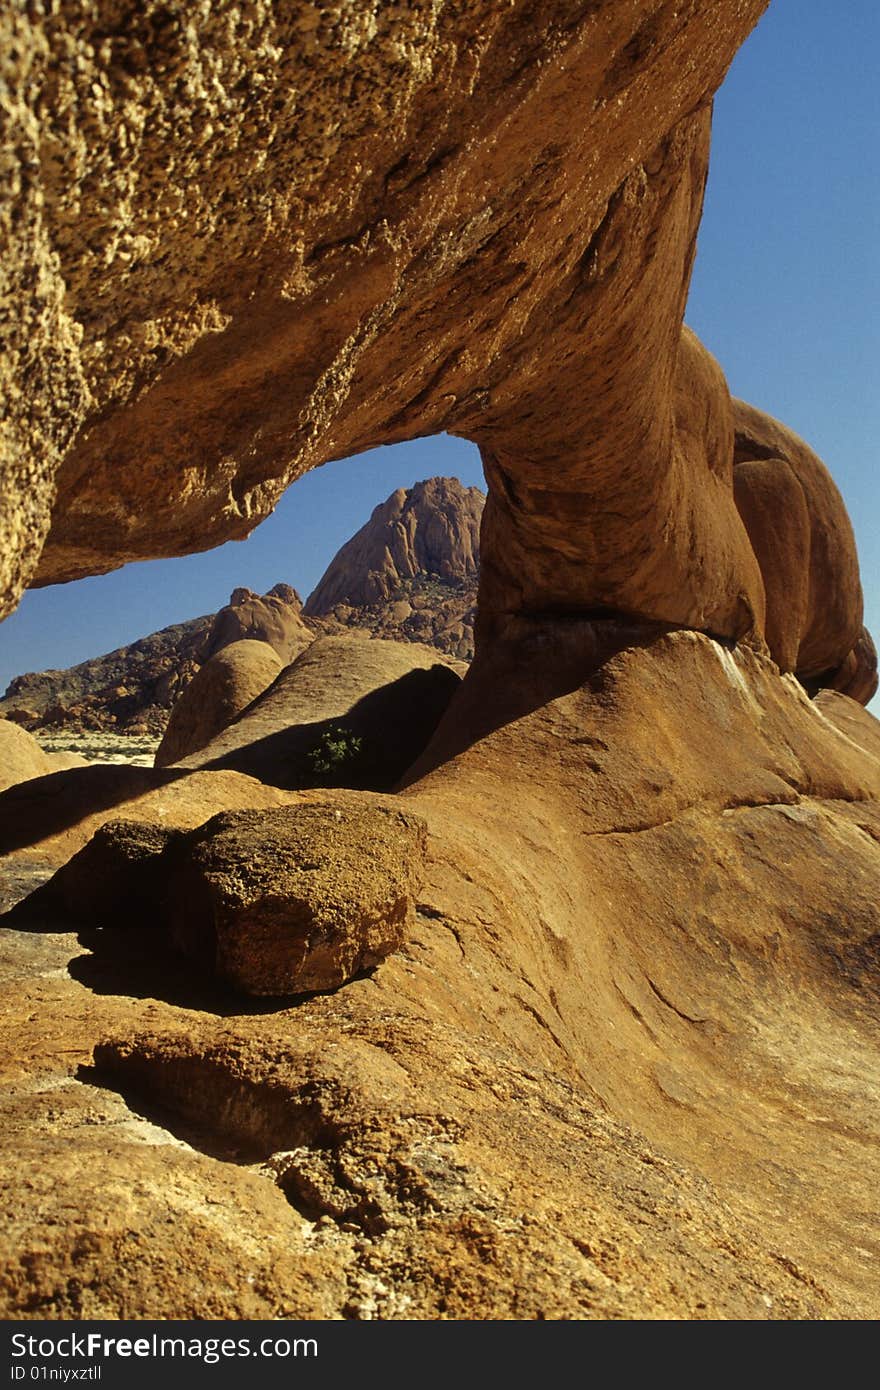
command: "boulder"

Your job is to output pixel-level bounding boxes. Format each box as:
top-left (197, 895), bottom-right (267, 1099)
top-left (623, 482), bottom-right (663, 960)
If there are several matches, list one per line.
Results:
top-left (155, 639), bottom-right (283, 767)
top-left (25, 819), bottom-right (178, 930)
top-left (202, 587), bottom-right (312, 665)
top-left (178, 634), bottom-right (463, 791)
top-left (168, 800), bottom-right (427, 995)
top-left (0, 721), bottom-right (52, 791)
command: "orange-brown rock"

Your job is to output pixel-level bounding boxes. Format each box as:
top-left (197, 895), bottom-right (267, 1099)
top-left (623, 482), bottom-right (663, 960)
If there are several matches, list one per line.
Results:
top-left (305, 477), bottom-right (482, 660)
top-left (3, 2), bottom-right (771, 639)
top-left (732, 398), bottom-right (874, 695)
top-left (0, 585), bottom-right (309, 735)
top-left (4, 3), bottom-right (872, 708)
top-left (203, 585), bottom-right (312, 665)
top-left (2, 628), bottom-right (879, 1318)
top-left (168, 801), bottom-right (427, 995)
top-left (155, 639), bottom-right (283, 768)
top-left (20, 819), bottom-right (178, 933)
top-left (0, 764), bottom-right (305, 867)
top-left (0, 720), bottom-right (87, 793)
top-left (3, 0), bottom-right (880, 1327)
top-left (177, 634), bottom-right (463, 792)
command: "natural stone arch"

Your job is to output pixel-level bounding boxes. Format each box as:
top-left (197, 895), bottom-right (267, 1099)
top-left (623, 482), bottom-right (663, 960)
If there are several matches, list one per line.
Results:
top-left (1, 0), bottom-right (873, 700)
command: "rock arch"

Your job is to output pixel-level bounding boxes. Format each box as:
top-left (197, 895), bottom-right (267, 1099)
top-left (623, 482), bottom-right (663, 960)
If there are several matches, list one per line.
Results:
top-left (1, 1), bottom-right (873, 701)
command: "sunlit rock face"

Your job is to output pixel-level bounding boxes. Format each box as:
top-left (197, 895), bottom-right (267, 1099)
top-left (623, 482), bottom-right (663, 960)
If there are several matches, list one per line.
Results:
top-left (3, 1), bottom-right (871, 700)
top-left (2, 2), bottom-right (880, 1323)
top-left (2, 4), bottom-right (767, 609)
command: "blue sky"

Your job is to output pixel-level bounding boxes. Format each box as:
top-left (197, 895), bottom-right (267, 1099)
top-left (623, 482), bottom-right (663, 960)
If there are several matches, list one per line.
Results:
top-left (1, 0), bottom-right (876, 700)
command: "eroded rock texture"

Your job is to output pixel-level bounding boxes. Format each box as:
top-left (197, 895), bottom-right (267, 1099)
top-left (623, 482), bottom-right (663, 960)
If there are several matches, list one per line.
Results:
top-left (306, 477), bottom-right (482, 614)
top-left (2, 3), bottom-right (771, 625)
top-left (3, 1), bottom-right (871, 699)
top-left (2, 0), bottom-right (879, 1324)
top-left (2, 630), bottom-right (880, 1317)
top-left (0, 584), bottom-right (309, 734)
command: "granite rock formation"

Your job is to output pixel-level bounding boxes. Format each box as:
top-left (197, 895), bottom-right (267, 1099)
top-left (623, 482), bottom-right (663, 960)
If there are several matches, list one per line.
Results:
top-left (306, 477), bottom-right (481, 612)
top-left (4, 3), bottom-right (871, 708)
top-left (306, 477), bottom-right (483, 660)
top-left (155, 639), bottom-right (283, 767)
top-left (2, 0), bottom-right (879, 1324)
top-left (0, 614), bottom-right (212, 735)
top-left (3, 0), bottom-right (772, 642)
top-left (731, 399), bottom-right (878, 702)
top-left (171, 634), bottom-right (464, 793)
top-left (203, 584), bottom-right (312, 665)
top-left (0, 585), bottom-right (308, 734)
top-left (2, 629), bottom-right (879, 1317)
top-left (168, 801), bottom-right (428, 995)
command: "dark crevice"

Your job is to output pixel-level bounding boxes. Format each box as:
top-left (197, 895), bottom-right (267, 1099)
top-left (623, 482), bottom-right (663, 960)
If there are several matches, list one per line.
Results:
top-left (645, 976), bottom-right (709, 1025)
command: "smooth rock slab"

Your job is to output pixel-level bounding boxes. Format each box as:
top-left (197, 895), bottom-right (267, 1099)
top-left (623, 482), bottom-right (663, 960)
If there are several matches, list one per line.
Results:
top-left (168, 801), bottom-right (427, 995)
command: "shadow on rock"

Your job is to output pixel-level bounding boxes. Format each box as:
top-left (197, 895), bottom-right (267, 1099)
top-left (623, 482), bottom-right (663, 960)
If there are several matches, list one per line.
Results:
top-left (65, 930), bottom-right (316, 1016)
top-left (186, 663), bottom-right (460, 792)
top-left (0, 764), bottom-right (189, 856)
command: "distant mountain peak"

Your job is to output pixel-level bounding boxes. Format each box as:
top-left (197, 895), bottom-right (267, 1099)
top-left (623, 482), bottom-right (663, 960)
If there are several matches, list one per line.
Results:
top-left (304, 476), bottom-right (484, 617)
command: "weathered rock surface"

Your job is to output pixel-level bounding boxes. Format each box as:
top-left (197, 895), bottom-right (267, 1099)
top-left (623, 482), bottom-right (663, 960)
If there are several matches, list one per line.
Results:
top-left (732, 398), bottom-right (875, 696)
top-left (168, 801), bottom-right (427, 995)
top-left (155, 639), bottom-right (283, 768)
top-left (18, 798), bottom-right (427, 997)
top-left (203, 584), bottom-right (312, 665)
top-left (3, 1), bottom-right (772, 647)
top-left (306, 477), bottom-right (483, 660)
top-left (174, 634), bottom-right (463, 792)
top-left (0, 765), bottom-right (304, 866)
top-left (2, 0), bottom-right (879, 1326)
top-left (312, 574), bottom-right (478, 662)
top-left (20, 819), bottom-right (178, 932)
top-left (0, 722), bottom-right (54, 792)
top-left (1, 630), bottom-right (879, 1317)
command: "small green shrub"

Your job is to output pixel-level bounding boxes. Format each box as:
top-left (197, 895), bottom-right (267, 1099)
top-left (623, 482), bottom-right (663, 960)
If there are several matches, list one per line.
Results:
top-left (305, 725), bottom-right (364, 780)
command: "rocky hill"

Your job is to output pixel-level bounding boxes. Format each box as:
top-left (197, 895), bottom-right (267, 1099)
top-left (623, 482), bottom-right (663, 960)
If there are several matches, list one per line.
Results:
top-left (0, 482), bottom-right (482, 734)
top-left (0, 584), bottom-right (310, 735)
top-left (305, 476), bottom-right (483, 660)
top-left (306, 476), bottom-right (482, 610)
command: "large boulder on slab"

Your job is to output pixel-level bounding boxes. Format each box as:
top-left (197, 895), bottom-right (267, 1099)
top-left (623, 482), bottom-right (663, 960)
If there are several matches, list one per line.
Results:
top-left (155, 639), bottom-right (283, 768)
top-left (167, 801), bottom-right (428, 995)
top-left (178, 634), bottom-right (463, 791)
top-left (3, 629), bottom-right (880, 1318)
